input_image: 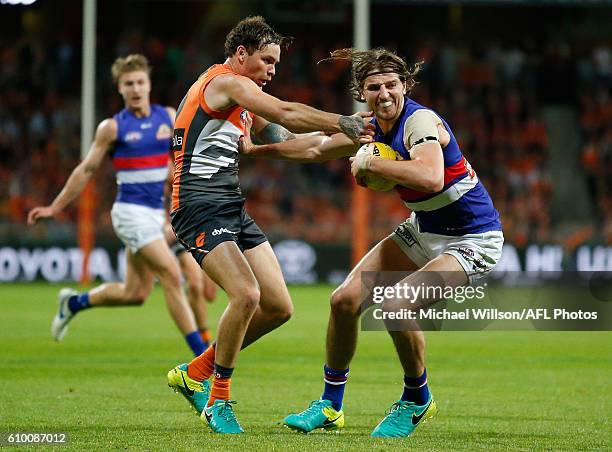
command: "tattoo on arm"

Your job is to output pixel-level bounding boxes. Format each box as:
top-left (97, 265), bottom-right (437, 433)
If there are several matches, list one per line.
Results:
top-left (255, 123), bottom-right (296, 144)
top-left (339, 115), bottom-right (363, 139)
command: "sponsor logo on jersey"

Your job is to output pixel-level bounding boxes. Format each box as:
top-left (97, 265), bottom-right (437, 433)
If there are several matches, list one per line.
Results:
top-left (457, 247), bottom-right (475, 258)
top-left (212, 228), bottom-right (238, 236)
top-left (395, 224), bottom-right (416, 247)
top-left (140, 122), bottom-right (152, 129)
top-left (171, 128), bottom-right (185, 151)
top-left (456, 247), bottom-right (488, 272)
top-left (156, 123), bottom-right (173, 140)
top-left (125, 131), bottom-right (142, 142)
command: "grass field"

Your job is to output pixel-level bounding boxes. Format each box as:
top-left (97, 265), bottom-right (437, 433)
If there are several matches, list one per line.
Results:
top-left (1, 283), bottom-right (610, 451)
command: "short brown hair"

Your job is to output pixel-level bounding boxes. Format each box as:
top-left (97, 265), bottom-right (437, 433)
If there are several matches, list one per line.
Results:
top-left (111, 54), bottom-right (151, 84)
top-left (224, 16), bottom-right (292, 58)
top-left (325, 47), bottom-right (422, 102)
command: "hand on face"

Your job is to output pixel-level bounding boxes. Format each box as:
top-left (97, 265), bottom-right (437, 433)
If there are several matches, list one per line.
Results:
top-left (362, 73), bottom-right (406, 125)
top-left (340, 112), bottom-right (375, 143)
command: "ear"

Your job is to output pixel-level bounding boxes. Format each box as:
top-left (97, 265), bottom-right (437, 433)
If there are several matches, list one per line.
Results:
top-left (237, 45), bottom-right (247, 63)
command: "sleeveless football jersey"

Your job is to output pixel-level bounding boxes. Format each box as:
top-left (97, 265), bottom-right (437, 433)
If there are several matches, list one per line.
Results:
top-left (374, 98), bottom-right (502, 236)
top-left (171, 64), bottom-right (253, 212)
top-left (111, 104), bottom-right (173, 209)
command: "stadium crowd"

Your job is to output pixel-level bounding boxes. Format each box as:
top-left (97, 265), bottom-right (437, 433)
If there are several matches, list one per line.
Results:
top-left (1, 16), bottom-right (610, 247)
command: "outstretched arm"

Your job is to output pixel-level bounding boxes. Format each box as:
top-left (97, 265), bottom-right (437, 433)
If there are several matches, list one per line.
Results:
top-left (207, 74), bottom-right (374, 142)
top-left (240, 126), bottom-right (358, 163)
top-left (27, 119), bottom-right (117, 225)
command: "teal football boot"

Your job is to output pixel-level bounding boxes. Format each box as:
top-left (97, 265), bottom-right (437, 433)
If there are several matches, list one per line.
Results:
top-left (283, 399), bottom-right (344, 433)
top-left (167, 364), bottom-right (210, 415)
top-left (202, 399), bottom-right (244, 434)
top-left (371, 396), bottom-right (437, 438)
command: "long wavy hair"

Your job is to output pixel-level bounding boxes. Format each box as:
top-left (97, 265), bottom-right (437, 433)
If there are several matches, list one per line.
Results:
top-left (322, 47), bottom-right (422, 102)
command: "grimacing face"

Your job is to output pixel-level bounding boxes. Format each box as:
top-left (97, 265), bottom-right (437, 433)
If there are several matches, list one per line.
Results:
top-left (118, 70), bottom-right (151, 111)
top-left (240, 43), bottom-right (281, 89)
top-left (362, 72), bottom-right (407, 124)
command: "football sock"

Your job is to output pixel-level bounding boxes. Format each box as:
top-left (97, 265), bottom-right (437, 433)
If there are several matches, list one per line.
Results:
top-left (401, 369), bottom-right (430, 406)
top-left (187, 343), bottom-right (215, 382)
top-left (321, 365), bottom-right (349, 411)
top-left (200, 329), bottom-right (212, 348)
top-left (185, 331), bottom-right (206, 356)
top-left (67, 293), bottom-right (91, 314)
top-left (208, 363), bottom-right (233, 406)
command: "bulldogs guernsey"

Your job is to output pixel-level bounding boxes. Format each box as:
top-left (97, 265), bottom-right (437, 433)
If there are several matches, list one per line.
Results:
top-left (375, 98), bottom-right (502, 236)
top-left (111, 105), bottom-right (173, 209)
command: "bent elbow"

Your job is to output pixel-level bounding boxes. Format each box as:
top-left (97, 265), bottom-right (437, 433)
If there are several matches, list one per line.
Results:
top-left (424, 175), bottom-right (444, 193)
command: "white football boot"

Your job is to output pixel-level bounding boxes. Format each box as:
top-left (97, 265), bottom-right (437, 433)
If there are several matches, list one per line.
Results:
top-left (51, 288), bottom-right (78, 341)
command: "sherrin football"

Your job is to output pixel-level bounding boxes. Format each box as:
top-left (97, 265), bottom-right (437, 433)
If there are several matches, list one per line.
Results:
top-left (356, 142), bottom-right (397, 192)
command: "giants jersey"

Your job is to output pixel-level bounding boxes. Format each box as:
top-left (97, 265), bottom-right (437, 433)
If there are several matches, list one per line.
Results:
top-left (171, 64), bottom-right (253, 212)
top-left (111, 105), bottom-right (173, 209)
top-left (374, 98), bottom-right (502, 236)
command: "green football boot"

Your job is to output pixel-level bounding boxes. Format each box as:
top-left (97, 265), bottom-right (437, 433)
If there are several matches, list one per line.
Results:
top-left (283, 399), bottom-right (345, 433)
top-left (202, 400), bottom-right (244, 434)
top-left (167, 363), bottom-right (210, 415)
top-left (371, 396), bottom-right (437, 438)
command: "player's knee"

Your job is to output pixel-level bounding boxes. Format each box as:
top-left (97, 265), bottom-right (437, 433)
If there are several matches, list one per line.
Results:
top-left (123, 289), bottom-right (147, 306)
top-left (204, 286), bottom-right (216, 302)
top-left (330, 287), bottom-right (361, 317)
top-left (282, 303), bottom-right (294, 322)
top-left (270, 302), bottom-right (293, 326)
top-left (187, 278), bottom-right (204, 299)
top-left (232, 285), bottom-right (261, 313)
top-left (157, 265), bottom-right (182, 289)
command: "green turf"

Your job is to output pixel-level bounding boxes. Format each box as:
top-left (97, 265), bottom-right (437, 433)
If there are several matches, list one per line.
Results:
top-left (0, 283), bottom-right (610, 451)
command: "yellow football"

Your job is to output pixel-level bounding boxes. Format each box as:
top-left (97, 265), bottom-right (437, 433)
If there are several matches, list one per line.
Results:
top-left (356, 142), bottom-right (397, 192)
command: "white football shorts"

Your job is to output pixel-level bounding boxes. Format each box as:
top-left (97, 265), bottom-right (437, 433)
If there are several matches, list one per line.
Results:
top-left (391, 212), bottom-right (504, 284)
top-left (110, 202), bottom-right (165, 253)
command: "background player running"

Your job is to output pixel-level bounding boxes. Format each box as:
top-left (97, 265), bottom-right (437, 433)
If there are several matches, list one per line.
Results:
top-left (239, 47), bottom-right (504, 438)
top-left (166, 16), bottom-right (373, 434)
top-left (27, 54), bottom-right (207, 357)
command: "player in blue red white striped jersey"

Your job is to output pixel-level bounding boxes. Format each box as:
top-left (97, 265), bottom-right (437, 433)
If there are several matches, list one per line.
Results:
top-left (27, 54), bottom-right (208, 356)
top-left (240, 47), bottom-right (503, 438)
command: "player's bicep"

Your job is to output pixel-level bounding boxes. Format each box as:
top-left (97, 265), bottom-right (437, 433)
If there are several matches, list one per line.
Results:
top-left (409, 141), bottom-right (444, 182)
top-left (83, 119), bottom-right (116, 171)
top-left (223, 76), bottom-right (286, 120)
